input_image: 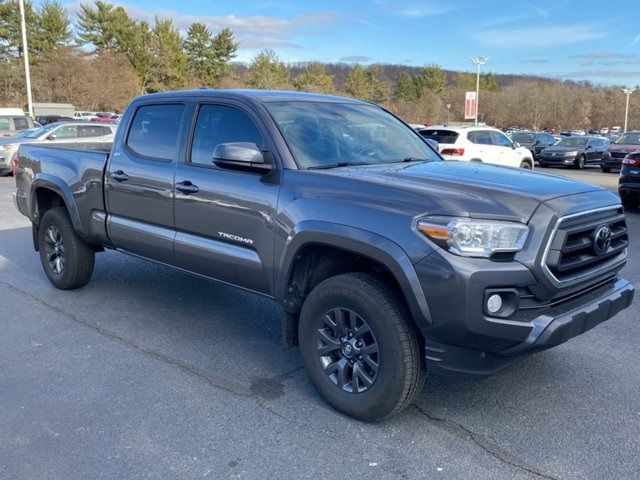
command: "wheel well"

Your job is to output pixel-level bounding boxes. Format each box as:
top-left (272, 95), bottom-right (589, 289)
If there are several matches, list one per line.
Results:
top-left (521, 158), bottom-right (533, 168)
top-left (282, 244), bottom-right (415, 348)
top-left (34, 188), bottom-right (66, 225)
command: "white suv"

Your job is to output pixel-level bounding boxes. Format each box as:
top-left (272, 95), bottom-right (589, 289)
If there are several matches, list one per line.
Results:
top-left (419, 126), bottom-right (534, 169)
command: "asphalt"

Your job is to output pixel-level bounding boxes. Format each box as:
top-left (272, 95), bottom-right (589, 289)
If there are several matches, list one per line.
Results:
top-left (0, 165), bottom-right (638, 480)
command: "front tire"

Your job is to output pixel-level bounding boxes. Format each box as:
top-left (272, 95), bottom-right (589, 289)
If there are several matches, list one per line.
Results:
top-left (601, 166), bottom-right (611, 173)
top-left (575, 155), bottom-right (586, 170)
top-left (298, 272), bottom-right (424, 422)
top-left (519, 160), bottom-right (532, 169)
top-left (38, 207), bottom-right (95, 290)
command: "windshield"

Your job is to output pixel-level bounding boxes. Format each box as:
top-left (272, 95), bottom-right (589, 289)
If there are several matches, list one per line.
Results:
top-left (557, 137), bottom-right (587, 148)
top-left (24, 123), bottom-right (58, 139)
top-left (266, 102), bottom-right (440, 169)
top-left (512, 132), bottom-right (534, 143)
top-left (615, 133), bottom-right (640, 145)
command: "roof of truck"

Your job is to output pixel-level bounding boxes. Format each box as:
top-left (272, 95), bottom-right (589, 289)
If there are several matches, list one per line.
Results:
top-left (137, 89), bottom-right (366, 105)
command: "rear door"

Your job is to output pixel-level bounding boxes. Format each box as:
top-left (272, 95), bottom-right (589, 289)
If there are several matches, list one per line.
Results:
top-left (172, 101), bottom-right (280, 295)
top-left (468, 130), bottom-right (494, 162)
top-left (105, 102), bottom-right (188, 263)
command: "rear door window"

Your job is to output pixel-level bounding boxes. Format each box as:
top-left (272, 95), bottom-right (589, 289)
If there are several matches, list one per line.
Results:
top-left (79, 125), bottom-right (111, 138)
top-left (420, 129), bottom-right (459, 144)
top-left (126, 104), bottom-right (185, 161)
top-left (470, 130), bottom-right (493, 145)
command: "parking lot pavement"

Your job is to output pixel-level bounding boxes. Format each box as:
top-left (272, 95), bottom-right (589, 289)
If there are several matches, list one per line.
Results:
top-left (1, 170), bottom-right (638, 480)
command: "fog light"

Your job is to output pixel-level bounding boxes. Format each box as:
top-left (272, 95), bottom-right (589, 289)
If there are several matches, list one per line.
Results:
top-left (486, 294), bottom-right (503, 314)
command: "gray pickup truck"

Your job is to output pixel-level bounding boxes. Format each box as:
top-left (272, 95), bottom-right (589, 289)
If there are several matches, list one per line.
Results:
top-left (14, 90), bottom-right (635, 421)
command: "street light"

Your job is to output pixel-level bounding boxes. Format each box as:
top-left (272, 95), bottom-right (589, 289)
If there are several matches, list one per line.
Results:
top-left (622, 88), bottom-right (636, 133)
top-left (18, 0), bottom-right (33, 117)
top-left (446, 103), bottom-right (451, 124)
top-left (470, 56), bottom-right (488, 126)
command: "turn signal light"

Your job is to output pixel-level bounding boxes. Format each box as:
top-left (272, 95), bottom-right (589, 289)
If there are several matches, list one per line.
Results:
top-left (440, 148), bottom-right (465, 156)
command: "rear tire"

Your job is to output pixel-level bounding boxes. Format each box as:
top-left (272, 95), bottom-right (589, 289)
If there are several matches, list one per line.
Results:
top-left (38, 207), bottom-right (95, 290)
top-left (298, 272), bottom-right (425, 422)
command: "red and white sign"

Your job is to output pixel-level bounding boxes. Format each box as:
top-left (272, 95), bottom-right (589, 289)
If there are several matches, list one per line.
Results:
top-left (464, 91), bottom-right (477, 120)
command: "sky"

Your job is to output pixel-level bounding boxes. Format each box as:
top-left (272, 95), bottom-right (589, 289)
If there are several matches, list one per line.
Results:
top-left (60, 0), bottom-right (640, 86)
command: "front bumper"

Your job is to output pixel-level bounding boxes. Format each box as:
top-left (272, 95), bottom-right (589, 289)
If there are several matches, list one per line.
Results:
top-left (602, 156), bottom-right (623, 169)
top-left (425, 278), bottom-right (634, 377)
top-left (540, 155), bottom-right (575, 165)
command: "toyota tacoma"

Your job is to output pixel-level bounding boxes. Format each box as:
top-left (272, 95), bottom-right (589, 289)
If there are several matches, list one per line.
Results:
top-left (13, 90), bottom-right (635, 421)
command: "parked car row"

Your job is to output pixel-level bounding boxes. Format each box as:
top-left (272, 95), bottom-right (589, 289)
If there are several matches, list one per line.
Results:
top-left (0, 122), bottom-right (116, 176)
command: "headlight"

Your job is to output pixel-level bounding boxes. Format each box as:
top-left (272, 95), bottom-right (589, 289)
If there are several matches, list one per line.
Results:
top-left (417, 217), bottom-right (529, 258)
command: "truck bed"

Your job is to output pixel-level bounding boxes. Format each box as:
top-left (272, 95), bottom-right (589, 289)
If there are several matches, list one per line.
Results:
top-left (15, 143), bottom-right (111, 244)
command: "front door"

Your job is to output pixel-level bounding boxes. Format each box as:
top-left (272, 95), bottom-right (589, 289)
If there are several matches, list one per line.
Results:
top-left (105, 102), bottom-right (187, 263)
top-left (173, 103), bottom-right (280, 295)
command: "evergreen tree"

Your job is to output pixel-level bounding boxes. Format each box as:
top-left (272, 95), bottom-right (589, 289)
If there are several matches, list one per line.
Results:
top-left (0, 0), bottom-right (38, 58)
top-left (344, 64), bottom-right (369, 99)
top-left (393, 71), bottom-right (419, 101)
top-left (365, 65), bottom-right (388, 103)
top-left (147, 18), bottom-right (186, 92)
top-left (245, 49), bottom-right (289, 89)
top-left (76, 1), bottom-right (135, 53)
top-left (184, 22), bottom-right (214, 85)
top-left (33, 1), bottom-right (71, 59)
top-left (210, 28), bottom-right (238, 81)
top-left (417, 64), bottom-right (446, 97)
top-left (293, 62), bottom-right (334, 93)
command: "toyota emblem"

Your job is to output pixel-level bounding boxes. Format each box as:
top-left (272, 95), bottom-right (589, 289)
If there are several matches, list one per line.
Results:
top-left (593, 225), bottom-right (612, 255)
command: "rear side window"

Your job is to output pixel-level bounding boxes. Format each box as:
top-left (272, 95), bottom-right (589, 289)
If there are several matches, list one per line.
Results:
top-left (0, 118), bottom-right (10, 131)
top-left (13, 117), bottom-right (29, 130)
top-left (54, 125), bottom-right (78, 139)
top-left (127, 104), bottom-right (184, 160)
top-left (469, 130), bottom-right (493, 145)
top-left (420, 129), bottom-right (458, 144)
top-left (190, 105), bottom-right (264, 166)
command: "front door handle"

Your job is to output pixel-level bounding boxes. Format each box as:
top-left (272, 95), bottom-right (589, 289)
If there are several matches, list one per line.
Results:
top-left (175, 181), bottom-right (199, 195)
top-left (111, 170), bottom-right (129, 182)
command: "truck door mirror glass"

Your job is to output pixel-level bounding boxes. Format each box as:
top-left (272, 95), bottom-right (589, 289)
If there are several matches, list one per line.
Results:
top-left (212, 142), bottom-right (272, 173)
top-left (512, 141), bottom-right (520, 148)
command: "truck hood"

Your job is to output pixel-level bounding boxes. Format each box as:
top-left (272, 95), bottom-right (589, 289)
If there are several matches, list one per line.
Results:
top-left (322, 161), bottom-right (605, 223)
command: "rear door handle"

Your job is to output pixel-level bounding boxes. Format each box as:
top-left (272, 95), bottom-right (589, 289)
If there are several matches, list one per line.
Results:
top-left (175, 181), bottom-right (199, 195)
top-left (111, 170), bottom-right (129, 182)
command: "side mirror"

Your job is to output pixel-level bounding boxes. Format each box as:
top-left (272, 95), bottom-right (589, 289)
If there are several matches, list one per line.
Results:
top-left (46, 134), bottom-right (57, 141)
top-left (212, 142), bottom-right (273, 174)
top-left (512, 141), bottom-right (520, 149)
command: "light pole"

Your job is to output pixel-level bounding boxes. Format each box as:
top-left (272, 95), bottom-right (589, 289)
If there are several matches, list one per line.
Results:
top-left (622, 88), bottom-right (636, 133)
top-left (446, 103), bottom-right (451, 124)
top-left (470, 56), bottom-right (488, 126)
top-left (18, 0), bottom-right (33, 117)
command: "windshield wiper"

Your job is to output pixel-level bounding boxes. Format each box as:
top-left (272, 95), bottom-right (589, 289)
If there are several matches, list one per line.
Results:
top-left (307, 162), bottom-right (370, 170)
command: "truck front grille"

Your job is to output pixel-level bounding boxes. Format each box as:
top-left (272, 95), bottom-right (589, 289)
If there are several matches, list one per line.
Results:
top-left (543, 207), bottom-right (628, 283)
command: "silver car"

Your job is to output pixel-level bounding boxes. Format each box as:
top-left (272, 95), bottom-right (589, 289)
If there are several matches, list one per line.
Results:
top-left (0, 122), bottom-right (116, 176)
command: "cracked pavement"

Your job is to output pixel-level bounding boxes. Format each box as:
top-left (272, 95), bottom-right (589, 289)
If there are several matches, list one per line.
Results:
top-left (1, 167), bottom-right (639, 479)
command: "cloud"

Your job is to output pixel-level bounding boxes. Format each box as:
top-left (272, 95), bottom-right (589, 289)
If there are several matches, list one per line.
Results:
top-left (631, 34), bottom-right (640, 45)
top-left (65, 1), bottom-right (344, 50)
top-left (521, 58), bottom-right (548, 64)
top-left (374, 1), bottom-right (459, 18)
top-left (570, 51), bottom-right (640, 66)
top-left (339, 55), bottom-right (373, 63)
top-left (471, 24), bottom-right (607, 48)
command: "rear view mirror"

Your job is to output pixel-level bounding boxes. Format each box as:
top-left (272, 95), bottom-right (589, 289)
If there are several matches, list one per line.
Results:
top-left (212, 142), bottom-right (272, 173)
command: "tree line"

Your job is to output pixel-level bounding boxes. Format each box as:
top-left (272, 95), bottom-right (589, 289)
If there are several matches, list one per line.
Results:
top-left (0, 0), bottom-right (637, 130)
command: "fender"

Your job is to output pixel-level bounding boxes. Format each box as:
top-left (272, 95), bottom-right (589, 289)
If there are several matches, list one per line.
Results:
top-left (276, 220), bottom-right (433, 330)
top-left (30, 174), bottom-right (85, 237)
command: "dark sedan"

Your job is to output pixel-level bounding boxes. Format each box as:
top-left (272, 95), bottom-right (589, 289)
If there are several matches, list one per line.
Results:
top-left (601, 131), bottom-right (640, 172)
top-left (539, 136), bottom-right (609, 169)
top-left (511, 131), bottom-right (557, 161)
top-left (619, 150), bottom-right (640, 210)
